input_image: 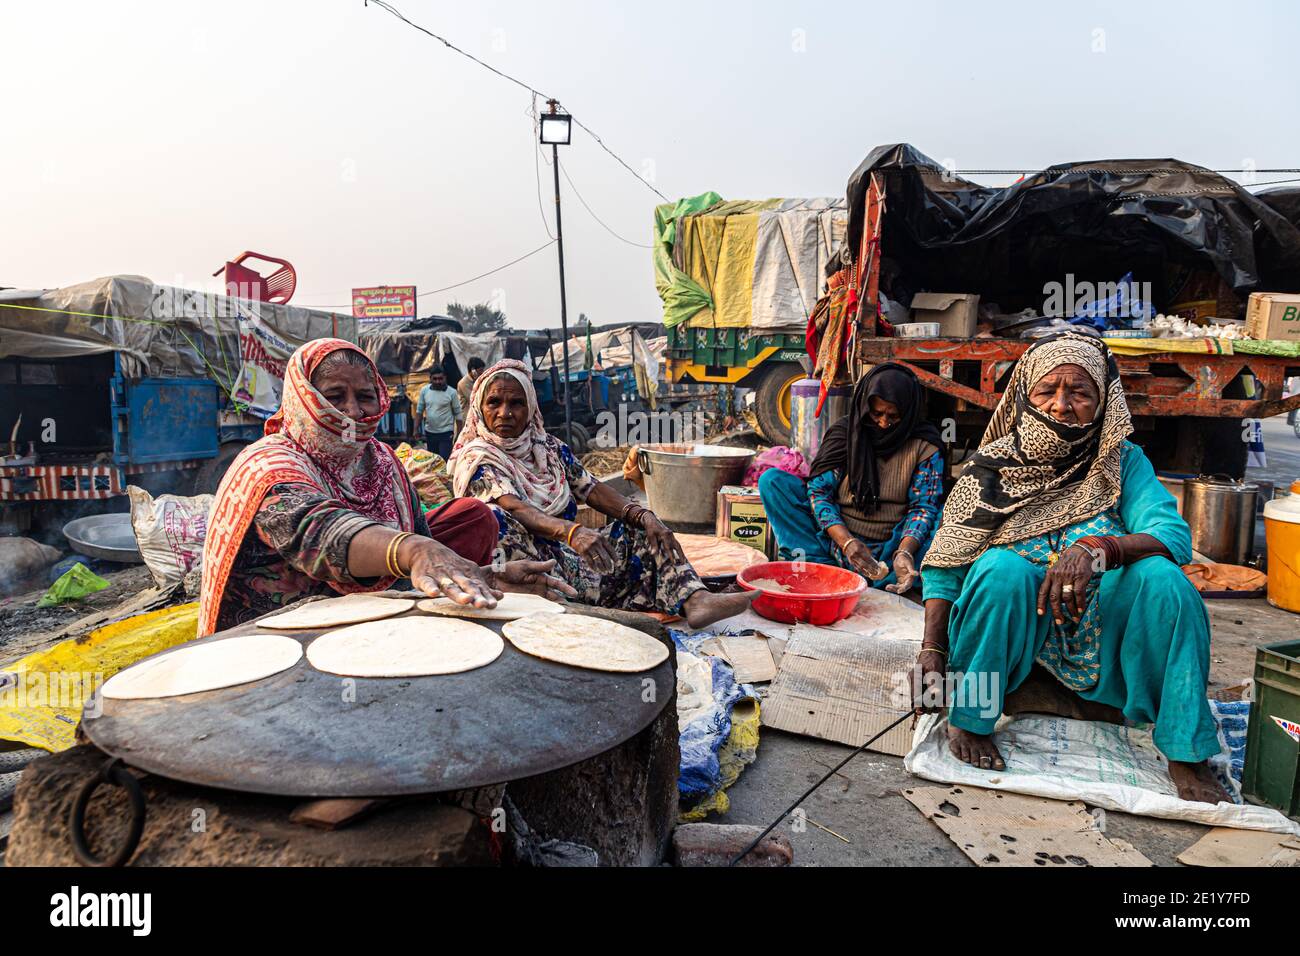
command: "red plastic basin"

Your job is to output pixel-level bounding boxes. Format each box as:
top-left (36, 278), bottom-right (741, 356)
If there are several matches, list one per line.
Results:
top-left (736, 561), bottom-right (867, 625)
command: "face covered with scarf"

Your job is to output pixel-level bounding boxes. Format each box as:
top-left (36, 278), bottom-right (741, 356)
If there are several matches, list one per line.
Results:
top-left (810, 361), bottom-right (944, 514)
top-left (922, 332), bottom-right (1132, 569)
top-left (198, 339), bottom-right (417, 636)
top-left (448, 359), bottom-right (574, 517)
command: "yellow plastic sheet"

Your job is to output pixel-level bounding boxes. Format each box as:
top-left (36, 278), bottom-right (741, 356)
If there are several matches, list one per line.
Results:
top-left (0, 602), bottom-right (199, 752)
top-left (1102, 336), bottom-right (1232, 356)
top-left (677, 200), bottom-right (783, 330)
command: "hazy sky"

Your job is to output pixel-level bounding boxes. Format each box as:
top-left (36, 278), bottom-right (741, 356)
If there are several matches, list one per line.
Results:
top-left (4, 0), bottom-right (1298, 329)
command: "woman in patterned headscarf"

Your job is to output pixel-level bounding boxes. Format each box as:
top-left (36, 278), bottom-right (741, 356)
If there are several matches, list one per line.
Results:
top-left (449, 359), bottom-right (757, 628)
top-left (914, 332), bottom-right (1226, 805)
top-left (199, 340), bottom-right (574, 636)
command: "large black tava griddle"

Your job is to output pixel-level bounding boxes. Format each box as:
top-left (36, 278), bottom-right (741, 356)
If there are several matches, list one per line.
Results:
top-left (81, 604), bottom-right (673, 798)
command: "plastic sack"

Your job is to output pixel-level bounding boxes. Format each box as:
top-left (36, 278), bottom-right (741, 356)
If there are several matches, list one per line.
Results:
top-left (742, 445), bottom-right (810, 487)
top-left (36, 563), bottom-right (109, 608)
top-left (127, 485), bottom-right (213, 589)
top-left (673, 629), bottom-right (759, 817)
top-left (906, 712), bottom-right (1300, 836)
top-left (393, 442), bottom-right (454, 510)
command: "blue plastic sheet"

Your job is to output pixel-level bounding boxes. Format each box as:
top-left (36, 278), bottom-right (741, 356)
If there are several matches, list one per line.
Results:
top-left (672, 629), bottom-right (754, 801)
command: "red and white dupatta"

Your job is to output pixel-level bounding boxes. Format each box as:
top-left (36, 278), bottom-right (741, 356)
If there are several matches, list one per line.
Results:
top-left (197, 338), bottom-right (417, 636)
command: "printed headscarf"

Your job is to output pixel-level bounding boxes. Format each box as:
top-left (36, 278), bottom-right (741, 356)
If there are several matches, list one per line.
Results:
top-left (922, 332), bottom-right (1132, 569)
top-left (447, 359), bottom-right (574, 517)
top-left (198, 339), bottom-right (417, 635)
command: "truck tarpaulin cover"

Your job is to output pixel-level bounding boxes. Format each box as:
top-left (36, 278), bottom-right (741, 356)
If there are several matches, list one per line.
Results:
top-left (0, 275), bottom-right (356, 393)
top-left (654, 194), bottom-right (847, 331)
top-left (356, 323), bottom-right (503, 378)
top-left (839, 144), bottom-right (1300, 309)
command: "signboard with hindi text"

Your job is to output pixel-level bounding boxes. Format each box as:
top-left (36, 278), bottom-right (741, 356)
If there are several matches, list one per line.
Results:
top-left (352, 285), bottom-right (417, 322)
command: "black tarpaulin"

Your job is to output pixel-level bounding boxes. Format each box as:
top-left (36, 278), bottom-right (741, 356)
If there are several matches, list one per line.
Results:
top-left (838, 144), bottom-right (1300, 314)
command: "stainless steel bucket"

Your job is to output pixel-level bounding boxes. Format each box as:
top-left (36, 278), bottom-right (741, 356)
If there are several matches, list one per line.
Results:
top-left (637, 443), bottom-right (756, 525)
top-left (1183, 475), bottom-right (1259, 565)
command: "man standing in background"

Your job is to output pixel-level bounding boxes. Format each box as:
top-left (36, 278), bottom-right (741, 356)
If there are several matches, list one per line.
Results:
top-left (457, 356), bottom-right (486, 409)
top-left (416, 367), bottom-right (462, 460)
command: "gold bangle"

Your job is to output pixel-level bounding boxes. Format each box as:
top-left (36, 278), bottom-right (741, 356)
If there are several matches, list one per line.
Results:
top-left (566, 523), bottom-right (580, 547)
top-left (386, 531), bottom-right (415, 578)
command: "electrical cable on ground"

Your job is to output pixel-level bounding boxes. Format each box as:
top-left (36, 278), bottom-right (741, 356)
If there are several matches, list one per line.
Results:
top-left (728, 709), bottom-right (916, 866)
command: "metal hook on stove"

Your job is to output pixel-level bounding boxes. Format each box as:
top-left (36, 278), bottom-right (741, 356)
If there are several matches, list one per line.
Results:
top-left (69, 757), bottom-right (146, 867)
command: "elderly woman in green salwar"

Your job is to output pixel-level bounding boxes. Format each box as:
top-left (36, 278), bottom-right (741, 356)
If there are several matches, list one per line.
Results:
top-left (915, 332), bottom-right (1228, 805)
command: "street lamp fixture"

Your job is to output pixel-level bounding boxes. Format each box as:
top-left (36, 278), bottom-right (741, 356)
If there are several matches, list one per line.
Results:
top-left (539, 109), bottom-right (572, 146)
top-left (541, 100), bottom-right (574, 447)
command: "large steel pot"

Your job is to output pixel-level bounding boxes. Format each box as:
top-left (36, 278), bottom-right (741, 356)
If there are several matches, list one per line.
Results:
top-left (637, 443), bottom-right (756, 525)
top-left (1183, 475), bottom-right (1259, 565)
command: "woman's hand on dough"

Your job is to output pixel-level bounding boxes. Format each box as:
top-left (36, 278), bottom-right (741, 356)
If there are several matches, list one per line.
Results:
top-left (405, 538), bottom-right (502, 607)
top-left (490, 559), bottom-right (579, 602)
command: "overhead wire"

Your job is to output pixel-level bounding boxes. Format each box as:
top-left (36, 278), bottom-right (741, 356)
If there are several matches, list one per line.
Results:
top-left (295, 239), bottom-right (557, 310)
top-left (558, 159), bottom-right (653, 249)
top-left (367, 0), bottom-right (666, 200)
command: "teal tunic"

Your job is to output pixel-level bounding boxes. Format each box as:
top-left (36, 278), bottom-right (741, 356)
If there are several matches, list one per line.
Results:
top-left (921, 441), bottom-right (1219, 764)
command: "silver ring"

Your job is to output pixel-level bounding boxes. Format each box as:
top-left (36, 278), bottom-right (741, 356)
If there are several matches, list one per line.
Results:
top-left (1061, 584), bottom-right (1075, 594)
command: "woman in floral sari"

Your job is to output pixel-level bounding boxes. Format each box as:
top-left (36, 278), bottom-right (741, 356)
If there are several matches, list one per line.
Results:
top-left (198, 340), bottom-right (572, 636)
top-left (448, 360), bottom-right (756, 628)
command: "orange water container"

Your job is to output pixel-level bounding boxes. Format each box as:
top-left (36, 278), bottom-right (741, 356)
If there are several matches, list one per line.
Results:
top-left (1263, 479), bottom-right (1300, 613)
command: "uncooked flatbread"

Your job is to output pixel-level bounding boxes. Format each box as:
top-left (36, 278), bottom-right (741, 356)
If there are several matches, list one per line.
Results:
top-left (501, 613), bottom-right (669, 673)
top-left (102, 634), bottom-right (304, 700)
top-left (305, 617), bottom-right (503, 677)
top-left (258, 594), bottom-right (415, 630)
top-left (417, 592), bottom-right (566, 621)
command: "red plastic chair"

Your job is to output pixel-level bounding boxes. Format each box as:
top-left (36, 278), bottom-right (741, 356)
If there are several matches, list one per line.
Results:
top-left (212, 251), bottom-right (297, 304)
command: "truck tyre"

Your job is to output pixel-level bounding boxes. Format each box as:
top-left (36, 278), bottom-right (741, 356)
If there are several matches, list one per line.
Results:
top-left (192, 442), bottom-right (250, 496)
top-left (566, 422), bottom-right (591, 456)
top-left (753, 362), bottom-right (806, 446)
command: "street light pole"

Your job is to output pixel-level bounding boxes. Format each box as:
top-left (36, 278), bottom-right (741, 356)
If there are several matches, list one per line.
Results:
top-left (551, 138), bottom-right (573, 448)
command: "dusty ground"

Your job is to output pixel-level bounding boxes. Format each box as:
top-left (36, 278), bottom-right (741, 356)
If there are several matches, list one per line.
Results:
top-left (721, 597), bottom-right (1298, 867)
top-left (0, 563), bottom-right (159, 662)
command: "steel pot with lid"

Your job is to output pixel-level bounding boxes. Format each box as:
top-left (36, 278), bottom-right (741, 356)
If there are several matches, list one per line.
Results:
top-left (1183, 474), bottom-right (1259, 565)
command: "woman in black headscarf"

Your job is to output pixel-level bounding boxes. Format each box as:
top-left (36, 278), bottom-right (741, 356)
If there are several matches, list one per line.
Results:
top-left (758, 363), bottom-right (946, 593)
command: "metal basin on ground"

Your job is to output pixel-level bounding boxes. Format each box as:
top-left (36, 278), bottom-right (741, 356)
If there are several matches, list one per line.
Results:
top-left (63, 513), bottom-right (142, 564)
top-left (636, 443), bottom-right (755, 525)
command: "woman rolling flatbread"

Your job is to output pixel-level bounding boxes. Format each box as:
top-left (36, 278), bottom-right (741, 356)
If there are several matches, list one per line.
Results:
top-left (198, 340), bottom-right (576, 636)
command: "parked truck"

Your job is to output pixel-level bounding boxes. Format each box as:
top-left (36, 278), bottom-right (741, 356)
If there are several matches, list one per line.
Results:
top-left (825, 144), bottom-right (1300, 479)
top-left (654, 196), bottom-right (846, 444)
top-left (0, 275), bottom-right (353, 534)
top-left (658, 147), bottom-right (1300, 475)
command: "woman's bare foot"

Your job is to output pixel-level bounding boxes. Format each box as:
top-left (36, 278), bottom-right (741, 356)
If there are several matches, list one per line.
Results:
top-left (1004, 667), bottom-right (1125, 724)
top-left (682, 589), bottom-right (759, 629)
top-left (1168, 760), bottom-right (1231, 805)
top-left (947, 725), bottom-right (1005, 771)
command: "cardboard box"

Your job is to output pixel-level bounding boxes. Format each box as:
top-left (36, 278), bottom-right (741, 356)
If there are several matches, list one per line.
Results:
top-left (910, 292), bottom-right (980, 338)
top-left (715, 485), bottom-right (775, 559)
top-left (1245, 292), bottom-right (1300, 343)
